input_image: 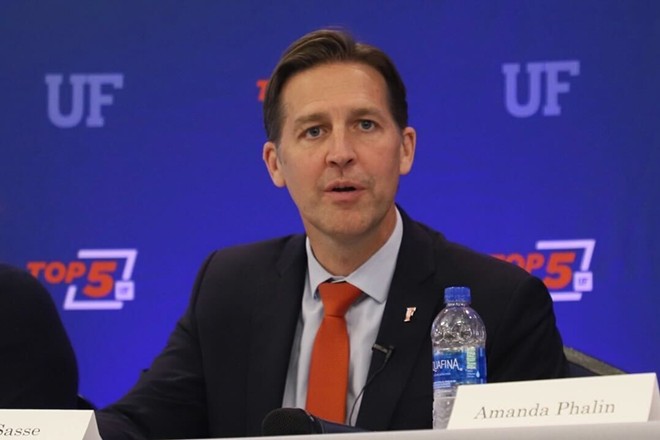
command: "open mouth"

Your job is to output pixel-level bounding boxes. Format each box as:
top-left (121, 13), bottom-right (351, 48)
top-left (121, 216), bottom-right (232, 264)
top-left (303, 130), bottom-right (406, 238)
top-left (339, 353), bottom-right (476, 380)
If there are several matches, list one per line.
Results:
top-left (332, 186), bottom-right (356, 192)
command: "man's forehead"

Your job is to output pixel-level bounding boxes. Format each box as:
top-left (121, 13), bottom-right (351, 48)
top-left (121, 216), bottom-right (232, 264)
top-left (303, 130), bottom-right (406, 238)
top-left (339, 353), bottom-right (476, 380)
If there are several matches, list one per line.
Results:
top-left (279, 62), bottom-right (390, 124)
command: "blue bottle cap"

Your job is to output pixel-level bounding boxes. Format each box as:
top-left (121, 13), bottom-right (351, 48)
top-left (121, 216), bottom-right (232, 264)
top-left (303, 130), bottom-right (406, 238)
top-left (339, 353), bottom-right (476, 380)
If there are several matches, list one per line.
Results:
top-left (444, 286), bottom-right (471, 304)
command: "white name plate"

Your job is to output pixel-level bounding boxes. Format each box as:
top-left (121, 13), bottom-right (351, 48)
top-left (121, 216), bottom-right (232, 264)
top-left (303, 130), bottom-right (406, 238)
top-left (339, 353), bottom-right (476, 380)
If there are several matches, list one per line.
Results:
top-left (0, 410), bottom-right (101, 440)
top-left (448, 373), bottom-right (660, 430)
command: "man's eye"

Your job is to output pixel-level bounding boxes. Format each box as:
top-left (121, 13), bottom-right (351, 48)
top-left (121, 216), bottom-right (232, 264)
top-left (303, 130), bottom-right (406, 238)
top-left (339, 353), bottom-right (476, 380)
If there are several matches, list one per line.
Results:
top-left (305, 127), bottom-right (322, 138)
top-left (359, 120), bottom-right (375, 131)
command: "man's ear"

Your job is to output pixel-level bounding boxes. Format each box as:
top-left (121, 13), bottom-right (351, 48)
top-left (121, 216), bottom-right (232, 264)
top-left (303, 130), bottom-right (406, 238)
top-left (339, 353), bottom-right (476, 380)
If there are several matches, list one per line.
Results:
top-left (263, 141), bottom-right (286, 187)
top-left (399, 127), bottom-right (416, 175)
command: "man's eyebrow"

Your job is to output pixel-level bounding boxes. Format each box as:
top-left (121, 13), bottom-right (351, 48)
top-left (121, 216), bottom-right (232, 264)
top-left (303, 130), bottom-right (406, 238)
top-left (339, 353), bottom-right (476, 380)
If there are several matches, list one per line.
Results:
top-left (349, 106), bottom-right (387, 119)
top-left (291, 107), bottom-right (388, 130)
top-left (292, 112), bottom-right (327, 129)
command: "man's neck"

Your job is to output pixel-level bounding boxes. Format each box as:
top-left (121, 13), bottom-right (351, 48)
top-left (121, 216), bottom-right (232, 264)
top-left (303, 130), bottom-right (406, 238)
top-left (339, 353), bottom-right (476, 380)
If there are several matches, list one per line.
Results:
top-left (307, 208), bottom-right (398, 276)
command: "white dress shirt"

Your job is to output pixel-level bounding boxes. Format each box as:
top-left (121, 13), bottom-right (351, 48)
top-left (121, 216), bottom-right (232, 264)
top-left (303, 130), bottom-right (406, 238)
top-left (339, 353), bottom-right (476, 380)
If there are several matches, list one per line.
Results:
top-left (282, 209), bottom-right (403, 425)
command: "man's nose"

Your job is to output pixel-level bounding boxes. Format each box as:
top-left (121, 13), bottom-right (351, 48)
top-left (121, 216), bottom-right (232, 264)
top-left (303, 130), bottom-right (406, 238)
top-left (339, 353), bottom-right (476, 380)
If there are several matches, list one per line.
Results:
top-left (325, 130), bottom-right (356, 167)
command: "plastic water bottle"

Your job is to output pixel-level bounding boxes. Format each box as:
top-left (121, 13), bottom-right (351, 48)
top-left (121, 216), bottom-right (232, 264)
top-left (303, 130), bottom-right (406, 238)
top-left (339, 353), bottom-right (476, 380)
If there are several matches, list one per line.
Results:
top-left (431, 286), bottom-right (487, 429)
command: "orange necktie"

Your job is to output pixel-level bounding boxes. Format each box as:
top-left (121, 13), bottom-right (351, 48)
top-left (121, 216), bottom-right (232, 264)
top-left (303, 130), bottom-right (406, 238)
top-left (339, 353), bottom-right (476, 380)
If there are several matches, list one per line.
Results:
top-left (306, 281), bottom-right (362, 423)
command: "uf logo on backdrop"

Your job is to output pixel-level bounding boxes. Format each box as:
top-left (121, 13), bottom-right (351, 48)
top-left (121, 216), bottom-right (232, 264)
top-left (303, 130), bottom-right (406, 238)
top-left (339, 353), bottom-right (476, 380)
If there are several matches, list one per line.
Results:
top-left (493, 239), bottom-right (595, 302)
top-left (27, 249), bottom-right (137, 310)
top-left (45, 74), bottom-right (124, 128)
top-left (502, 61), bottom-right (580, 117)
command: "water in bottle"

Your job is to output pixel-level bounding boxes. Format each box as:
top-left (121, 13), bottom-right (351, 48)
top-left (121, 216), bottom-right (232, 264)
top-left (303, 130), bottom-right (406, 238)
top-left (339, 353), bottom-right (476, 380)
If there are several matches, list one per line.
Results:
top-left (431, 286), bottom-right (487, 429)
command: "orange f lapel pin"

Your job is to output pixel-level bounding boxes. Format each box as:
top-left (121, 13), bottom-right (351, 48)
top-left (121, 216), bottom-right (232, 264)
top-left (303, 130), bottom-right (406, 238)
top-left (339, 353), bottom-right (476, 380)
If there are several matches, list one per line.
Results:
top-left (404, 306), bottom-right (417, 322)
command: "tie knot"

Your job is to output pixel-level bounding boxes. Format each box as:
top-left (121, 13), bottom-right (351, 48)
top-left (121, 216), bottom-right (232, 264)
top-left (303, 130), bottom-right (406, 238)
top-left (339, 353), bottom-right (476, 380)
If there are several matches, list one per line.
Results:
top-left (318, 282), bottom-right (361, 317)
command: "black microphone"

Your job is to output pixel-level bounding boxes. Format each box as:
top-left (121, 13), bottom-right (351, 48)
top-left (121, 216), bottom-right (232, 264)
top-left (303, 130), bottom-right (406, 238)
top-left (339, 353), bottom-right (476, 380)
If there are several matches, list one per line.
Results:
top-left (262, 408), bottom-right (367, 435)
top-left (371, 343), bottom-right (394, 362)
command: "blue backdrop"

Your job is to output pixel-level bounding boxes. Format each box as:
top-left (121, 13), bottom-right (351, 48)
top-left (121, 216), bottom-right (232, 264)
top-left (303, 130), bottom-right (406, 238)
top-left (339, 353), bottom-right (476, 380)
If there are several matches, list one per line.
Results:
top-left (1, 1), bottom-right (658, 408)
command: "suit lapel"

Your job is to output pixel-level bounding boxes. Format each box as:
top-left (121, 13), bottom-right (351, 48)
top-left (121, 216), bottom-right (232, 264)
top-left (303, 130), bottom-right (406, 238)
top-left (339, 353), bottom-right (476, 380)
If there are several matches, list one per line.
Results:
top-left (357, 213), bottom-right (444, 430)
top-left (245, 235), bottom-right (307, 435)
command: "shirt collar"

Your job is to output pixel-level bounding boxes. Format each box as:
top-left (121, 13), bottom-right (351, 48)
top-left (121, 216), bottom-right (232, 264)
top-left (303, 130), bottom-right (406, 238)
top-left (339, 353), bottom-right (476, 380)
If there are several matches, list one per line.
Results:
top-left (306, 208), bottom-right (403, 304)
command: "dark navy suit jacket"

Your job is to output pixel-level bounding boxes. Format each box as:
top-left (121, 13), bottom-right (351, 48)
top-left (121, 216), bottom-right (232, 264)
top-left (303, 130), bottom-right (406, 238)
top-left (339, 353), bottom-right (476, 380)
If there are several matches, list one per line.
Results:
top-left (0, 264), bottom-right (79, 409)
top-left (97, 211), bottom-right (567, 439)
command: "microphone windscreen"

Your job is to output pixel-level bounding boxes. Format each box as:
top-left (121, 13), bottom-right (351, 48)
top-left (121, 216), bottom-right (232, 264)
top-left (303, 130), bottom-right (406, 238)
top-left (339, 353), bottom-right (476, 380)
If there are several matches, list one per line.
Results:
top-left (262, 408), bottom-right (319, 436)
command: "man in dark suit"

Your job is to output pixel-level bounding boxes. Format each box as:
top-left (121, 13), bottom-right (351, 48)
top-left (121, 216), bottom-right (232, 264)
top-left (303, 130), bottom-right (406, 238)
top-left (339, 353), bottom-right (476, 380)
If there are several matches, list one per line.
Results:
top-left (97, 29), bottom-right (567, 439)
top-left (0, 263), bottom-right (79, 409)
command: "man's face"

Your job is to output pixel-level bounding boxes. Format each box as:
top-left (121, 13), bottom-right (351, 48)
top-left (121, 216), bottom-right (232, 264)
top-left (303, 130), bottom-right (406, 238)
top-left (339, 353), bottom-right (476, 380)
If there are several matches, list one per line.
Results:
top-left (263, 62), bottom-right (416, 247)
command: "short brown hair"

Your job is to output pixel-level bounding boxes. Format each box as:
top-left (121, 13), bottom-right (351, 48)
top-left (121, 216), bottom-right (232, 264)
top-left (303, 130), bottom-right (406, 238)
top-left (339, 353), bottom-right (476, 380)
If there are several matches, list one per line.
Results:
top-left (263, 29), bottom-right (408, 143)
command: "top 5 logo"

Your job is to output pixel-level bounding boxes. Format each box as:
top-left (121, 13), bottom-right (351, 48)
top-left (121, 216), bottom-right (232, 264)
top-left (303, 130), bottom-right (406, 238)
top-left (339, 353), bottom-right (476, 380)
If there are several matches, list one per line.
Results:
top-left (27, 249), bottom-right (137, 311)
top-left (493, 239), bottom-right (595, 302)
